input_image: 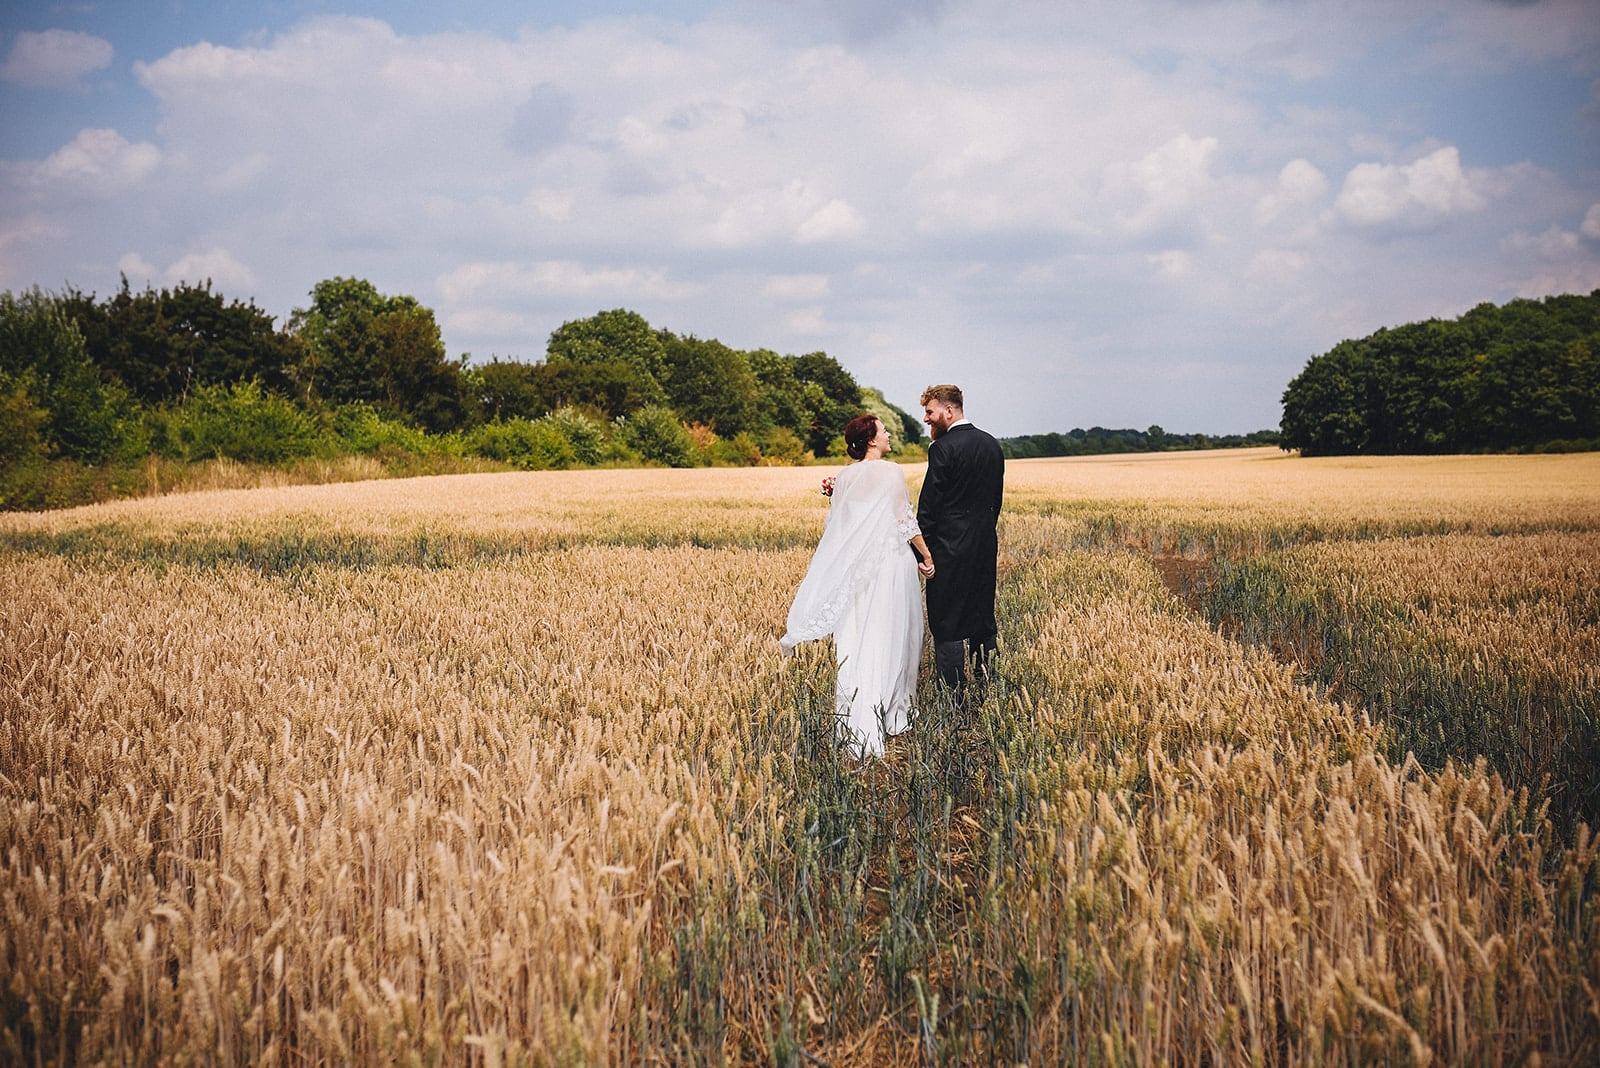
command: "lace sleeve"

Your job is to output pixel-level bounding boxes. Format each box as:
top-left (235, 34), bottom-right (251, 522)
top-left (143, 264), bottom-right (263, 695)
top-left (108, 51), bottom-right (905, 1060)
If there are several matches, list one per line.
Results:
top-left (896, 495), bottom-right (921, 537)
top-left (895, 485), bottom-right (921, 541)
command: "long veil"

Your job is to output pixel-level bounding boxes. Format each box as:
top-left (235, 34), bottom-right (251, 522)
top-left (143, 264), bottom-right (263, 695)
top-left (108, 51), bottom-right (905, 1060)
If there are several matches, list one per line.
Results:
top-left (781, 461), bottom-right (917, 653)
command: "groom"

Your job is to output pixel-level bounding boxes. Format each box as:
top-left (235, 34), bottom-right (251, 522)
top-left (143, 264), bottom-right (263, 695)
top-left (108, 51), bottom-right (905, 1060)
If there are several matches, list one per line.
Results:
top-left (916, 384), bottom-right (1005, 699)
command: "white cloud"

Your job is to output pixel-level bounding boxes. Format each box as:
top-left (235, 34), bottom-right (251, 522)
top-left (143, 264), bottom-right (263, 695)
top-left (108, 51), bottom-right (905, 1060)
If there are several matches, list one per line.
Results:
top-left (1514, 262), bottom-right (1600, 301)
top-left (436, 260), bottom-right (695, 302)
top-left (443, 306), bottom-right (537, 338)
top-left (796, 198), bottom-right (864, 243)
top-left (1501, 214), bottom-right (1600, 300)
top-left (763, 274), bottom-right (831, 301)
top-left (435, 259), bottom-right (699, 353)
top-left (712, 182), bottom-right (863, 247)
top-left (0, 216), bottom-right (64, 290)
top-left (1149, 250), bottom-right (1193, 279)
top-left (1430, 0), bottom-right (1600, 71)
top-left (0, 215), bottom-right (60, 252)
top-left (1255, 158), bottom-right (1329, 227)
top-left (208, 152), bottom-right (272, 193)
top-left (115, 252), bottom-right (159, 287)
top-left (784, 306), bottom-right (830, 335)
top-left (1103, 134), bottom-right (1219, 236)
top-left (1581, 204), bottom-right (1600, 241)
top-left (1335, 146), bottom-right (1487, 229)
top-left (0, 29), bottom-right (113, 88)
top-left (12, 128), bottom-right (161, 197)
top-left (116, 249), bottom-right (257, 292)
top-left (166, 249), bottom-right (258, 291)
top-left (1505, 226), bottom-right (1580, 260)
top-left (1248, 249), bottom-right (1310, 278)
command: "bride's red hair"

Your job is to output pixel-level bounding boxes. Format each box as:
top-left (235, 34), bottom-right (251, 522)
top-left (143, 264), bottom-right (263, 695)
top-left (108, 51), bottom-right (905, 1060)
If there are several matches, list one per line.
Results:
top-left (844, 414), bottom-right (879, 460)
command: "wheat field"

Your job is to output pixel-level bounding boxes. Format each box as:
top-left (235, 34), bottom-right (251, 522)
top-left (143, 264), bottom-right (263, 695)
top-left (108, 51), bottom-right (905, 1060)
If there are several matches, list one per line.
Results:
top-left (2, 448), bottom-right (1597, 1064)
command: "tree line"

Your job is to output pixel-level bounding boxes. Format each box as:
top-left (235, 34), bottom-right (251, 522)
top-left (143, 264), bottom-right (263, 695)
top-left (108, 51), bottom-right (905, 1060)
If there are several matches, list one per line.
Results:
top-left (1280, 290), bottom-right (1600, 456)
top-left (0, 277), bottom-right (924, 508)
top-left (1000, 425), bottom-right (1281, 458)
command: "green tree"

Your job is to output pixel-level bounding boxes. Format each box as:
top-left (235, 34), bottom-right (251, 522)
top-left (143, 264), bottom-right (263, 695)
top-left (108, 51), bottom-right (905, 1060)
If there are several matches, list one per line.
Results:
top-left (0, 288), bottom-right (140, 463)
top-left (290, 277), bottom-right (468, 433)
top-left (660, 334), bottom-right (761, 437)
top-left (1280, 340), bottom-right (1370, 455)
top-left (546, 309), bottom-right (667, 404)
top-left (465, 356), bottom-right (657, 423)
top-left (1472, 298), bottom-right (1600, 447)
top-left (747, 348), bottom-right (810, 438)
top-left (466, 358), bottom-right (547, 423)
top-left (859, 387), bottom-right (922, 449)
top-left (757, 425), bottom-right (808, 464)
top-left (790, 351), bottom-right (862, 455)
top-left (1371, 320), bottom-right (1480, 451)
top-left (65, 278), bottom-right (300, 404)
top-left (1279, 290), bottom-right (1600, 454)
top-left (537, 360), bottom-right (658, 419)
top-left (332, 403), bottom-right (437, 456)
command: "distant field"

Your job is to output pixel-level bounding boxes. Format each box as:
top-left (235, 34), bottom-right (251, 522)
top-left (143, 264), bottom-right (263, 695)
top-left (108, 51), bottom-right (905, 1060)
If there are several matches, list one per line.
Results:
top-left (3, 449), bottom-right (1597, 1064)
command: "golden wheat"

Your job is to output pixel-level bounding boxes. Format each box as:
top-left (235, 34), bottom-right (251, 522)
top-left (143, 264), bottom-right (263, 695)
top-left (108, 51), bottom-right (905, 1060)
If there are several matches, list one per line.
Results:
top-left (1, 546), bottom-right (802, 1062)
top-left (1004, 447), bottom-right (1600, 556)
top-left (2, 449), bottom-right (1596, 1065)
top-left (952, 550), bottom-right (1596, 1064)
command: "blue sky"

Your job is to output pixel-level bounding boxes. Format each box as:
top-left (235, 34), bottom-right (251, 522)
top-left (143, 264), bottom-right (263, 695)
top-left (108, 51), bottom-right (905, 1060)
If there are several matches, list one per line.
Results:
top-left (3, 0), bottom-right (1598, 435)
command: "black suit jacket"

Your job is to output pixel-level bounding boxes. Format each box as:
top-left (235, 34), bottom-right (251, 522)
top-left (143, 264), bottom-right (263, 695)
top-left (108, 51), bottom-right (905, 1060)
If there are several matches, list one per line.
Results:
top-left (916, 422), bottom-right (1004, 642)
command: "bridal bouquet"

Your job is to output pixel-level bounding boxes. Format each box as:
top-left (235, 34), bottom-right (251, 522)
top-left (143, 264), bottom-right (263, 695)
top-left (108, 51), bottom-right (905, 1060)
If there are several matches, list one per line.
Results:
top-left (820, 476), bottom-right (836, 498)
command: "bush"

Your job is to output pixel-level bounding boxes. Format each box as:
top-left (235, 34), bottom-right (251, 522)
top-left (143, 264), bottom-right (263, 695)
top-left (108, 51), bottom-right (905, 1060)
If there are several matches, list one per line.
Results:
top-left (1530, 437), bottom-right (1599, 454)
top-left (601, 422), bottom-right (642, 466)
top-left (165, 380), bottom-right (325, 463)
top-left (466, 418), bottom-right (577, 470)
top-left (542, 407), bottom-right (607, 466)
top-left (757, 426), bottom-right (809, 465)
top-left (0, 457), bottom-right (155, 511)
top-left (683, 422), bottom-right (718, 466)
top-left (0, 376), bottom-right (49, 469)
top-left (714, 431), bottom-right (763, 466)
top-left (894, 442), bottom-right (928, 463)
top-left (333, 403), bottom-right (436, 455)
top-left (619, 405), bottom-right (696, 467)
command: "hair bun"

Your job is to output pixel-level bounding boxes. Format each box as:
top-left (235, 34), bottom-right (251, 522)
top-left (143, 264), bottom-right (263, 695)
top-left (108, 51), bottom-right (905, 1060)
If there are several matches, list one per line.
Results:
top-left (843, 413), bottom-right (878, 460)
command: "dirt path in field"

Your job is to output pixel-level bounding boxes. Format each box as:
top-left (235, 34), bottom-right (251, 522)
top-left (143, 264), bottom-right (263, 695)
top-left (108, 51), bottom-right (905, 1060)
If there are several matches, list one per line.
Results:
top-left (1149, 552), bottom-right (1214, 616)
top-left (1146, 550), bottom-right (1352, 705)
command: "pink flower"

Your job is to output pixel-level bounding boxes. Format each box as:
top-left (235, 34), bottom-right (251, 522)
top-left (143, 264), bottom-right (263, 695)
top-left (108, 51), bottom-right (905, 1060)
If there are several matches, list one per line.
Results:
top-left (821, 476), bottom-right (836, 498)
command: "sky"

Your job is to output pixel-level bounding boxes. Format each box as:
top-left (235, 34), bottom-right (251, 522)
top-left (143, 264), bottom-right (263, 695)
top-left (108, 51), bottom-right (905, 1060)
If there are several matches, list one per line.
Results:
top-left (2, 0), bottom-right (1598, 436)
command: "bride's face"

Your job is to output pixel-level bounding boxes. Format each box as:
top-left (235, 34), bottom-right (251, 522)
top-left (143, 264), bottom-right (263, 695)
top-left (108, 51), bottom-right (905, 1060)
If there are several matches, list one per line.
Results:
top-left (872, 421), bottom-right (891, 454)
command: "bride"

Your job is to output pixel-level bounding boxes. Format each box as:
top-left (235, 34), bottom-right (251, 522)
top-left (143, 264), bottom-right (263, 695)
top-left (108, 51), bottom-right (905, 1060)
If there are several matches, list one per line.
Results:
top-left (781, 414), bottom-right (935, 755)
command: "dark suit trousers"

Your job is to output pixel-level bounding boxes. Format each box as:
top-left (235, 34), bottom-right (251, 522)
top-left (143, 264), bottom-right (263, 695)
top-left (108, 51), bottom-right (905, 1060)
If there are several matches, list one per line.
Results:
top-left (934, 635), bottom-right (996, 696)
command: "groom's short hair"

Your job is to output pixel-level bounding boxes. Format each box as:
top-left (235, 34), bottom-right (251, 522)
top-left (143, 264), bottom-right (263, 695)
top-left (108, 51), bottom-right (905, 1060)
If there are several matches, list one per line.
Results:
top-left (920, 384), bottom-right (963, 409)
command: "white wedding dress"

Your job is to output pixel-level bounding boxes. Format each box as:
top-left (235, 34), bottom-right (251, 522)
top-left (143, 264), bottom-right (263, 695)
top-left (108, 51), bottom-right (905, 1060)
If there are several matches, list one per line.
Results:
top-left (781, 459), bottom-right (925, 755)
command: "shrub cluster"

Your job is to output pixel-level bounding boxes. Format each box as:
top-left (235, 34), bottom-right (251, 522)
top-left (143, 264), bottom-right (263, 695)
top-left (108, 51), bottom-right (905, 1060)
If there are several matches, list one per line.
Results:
top-left (1, 281), bottom-right (924, 509)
